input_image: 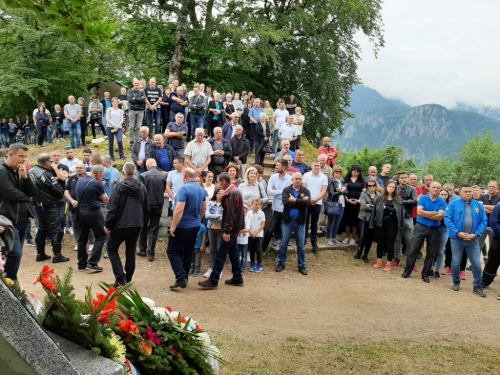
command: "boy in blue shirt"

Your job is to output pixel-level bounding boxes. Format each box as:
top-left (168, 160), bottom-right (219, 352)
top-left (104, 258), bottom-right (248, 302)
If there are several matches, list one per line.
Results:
top-left (189, 223), bottom-right (207, 277)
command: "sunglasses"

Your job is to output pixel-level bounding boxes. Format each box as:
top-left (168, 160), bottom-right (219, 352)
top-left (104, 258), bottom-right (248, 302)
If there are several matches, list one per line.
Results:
top-left (368, 185), bottom-right (376, 187)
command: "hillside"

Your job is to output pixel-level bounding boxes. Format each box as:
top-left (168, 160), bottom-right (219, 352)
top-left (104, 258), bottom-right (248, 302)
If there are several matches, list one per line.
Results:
top-left (334, 86), bottom-right (500, 165)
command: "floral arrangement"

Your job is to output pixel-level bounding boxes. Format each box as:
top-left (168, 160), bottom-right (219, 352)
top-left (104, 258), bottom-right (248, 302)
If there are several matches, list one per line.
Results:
top-left (31, 266), bottom-right (222, 375)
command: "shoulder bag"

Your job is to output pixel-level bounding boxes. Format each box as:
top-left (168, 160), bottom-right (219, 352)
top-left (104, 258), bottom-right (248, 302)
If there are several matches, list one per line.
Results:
top-left (324, 183), bottom-right (342, 217)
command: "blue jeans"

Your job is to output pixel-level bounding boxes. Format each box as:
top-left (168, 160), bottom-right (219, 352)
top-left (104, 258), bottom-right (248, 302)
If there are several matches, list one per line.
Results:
top-left (238, 244), bottom-right (248, 272)
top-left (295, 135), bottom-right (302, 150)
top-left (271, 130), bottom-right (280, 152)
top-left (450, 238), bottom-right (482, 286)
top-left (435, 226), bottom-right (449, 271)
top-left (166, 226), bottom-right (200, 283)
top-left (135, 167), bottom-right (147, 180)
top-left (0, 133), bottom-right (8, 148)
top-left (327, 206), bottom-right (345, 239)
top-left (107, 127), bottom-right (124, 159)
top-left (146, 108), bottom-right (161, 135)
top-left (190, 114), bottom-right (205, 138)
top-left (65, 120), bottom-right (81, 148)
top-left (47, 126), bottom-right (53, 143)
top-left (4, 222), bottom-right (28, 281)
top-left (210, 234), bottom-right (242, 286)
top-left (278, 220), bottom-right (306, 268)
top-left (24, 128), bottom-right (32, 144)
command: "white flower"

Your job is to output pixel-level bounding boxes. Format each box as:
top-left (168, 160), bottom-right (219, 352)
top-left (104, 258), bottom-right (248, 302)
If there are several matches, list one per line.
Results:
top-left (81, 314), bottom-right (91, 322)
top-left (141, 297), bottom-right (156, 309)
top-left (197, 332), bottom-right (211, 347)
top-left (168, 311), bottom-right (180, 321)
top-left (152, 307), bottom-right (169, 321)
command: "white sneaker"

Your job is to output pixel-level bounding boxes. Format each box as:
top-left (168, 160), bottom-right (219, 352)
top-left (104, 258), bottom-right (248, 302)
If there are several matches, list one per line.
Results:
top-left (74, 245), bottom-right (78, 251)
top-left (68, 227), bottom-right (74, 235)
top-left (325, 239), bottom-right (334, 246)
top-left (203, 268), bottom-right (212, 278)
top-left (89, 244), bottom-right (94, 251)
top-left (342, 238), bottom-right (350, 244)
top-left (349, 238), bottom-right (356, 245)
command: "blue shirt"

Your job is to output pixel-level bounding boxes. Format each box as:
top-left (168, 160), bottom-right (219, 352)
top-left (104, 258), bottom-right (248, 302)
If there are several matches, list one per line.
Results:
top-left (292, 161), bottom-right (309, 175)
top-left (156, 147), bottom-right (171, 172)
top-left (76, 176), bottom-right (105, 210)
top-left (267, 173), bottom-right (293, 212)
top-left (275, 150), bottom-right (295, 161)
top-left (167, 170), bottom-right (184, 200)
top-left (105, 98), bottom-right (112, 110)
top-left (290, 189), bottom-right (300, 218)
top-left (174, 180), bottom-right (206, 228)
top-left (103, 167), bottom-right (112, 198)
top-left (416, 194), bottom-right (446, 227)
top-left (195, 224), bottom-right (207, 248)
top-left (249, 107), bottom-right (266, 123)
top-left (109, 166), bottom-right (121, 192)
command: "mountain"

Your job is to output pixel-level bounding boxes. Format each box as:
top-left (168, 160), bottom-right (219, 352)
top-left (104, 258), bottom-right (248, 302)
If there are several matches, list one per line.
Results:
top-left (334, 86), bottom-right (500, 165)
top-left (453, 103), bottom-right (500, 121)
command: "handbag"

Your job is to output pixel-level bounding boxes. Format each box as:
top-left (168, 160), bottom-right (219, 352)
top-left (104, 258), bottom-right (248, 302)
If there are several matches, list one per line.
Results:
top-left (324, 201), bottom-right (342, 217)
top-left (259, 140), bottom-right (274, 154)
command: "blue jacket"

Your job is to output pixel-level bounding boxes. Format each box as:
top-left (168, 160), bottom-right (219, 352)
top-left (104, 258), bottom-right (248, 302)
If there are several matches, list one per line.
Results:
top-left (489, 204), bottom-right (500, 239)
top-left (444, 198), bottom-right (487, 239)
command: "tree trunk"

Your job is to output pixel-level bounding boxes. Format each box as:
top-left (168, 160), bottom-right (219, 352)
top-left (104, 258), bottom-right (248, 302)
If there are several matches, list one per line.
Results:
top-left (168, 0), bottom-right (190, 83)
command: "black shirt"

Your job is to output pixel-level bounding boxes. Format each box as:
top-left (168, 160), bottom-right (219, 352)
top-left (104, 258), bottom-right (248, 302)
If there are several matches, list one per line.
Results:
top-left (479, 193), bottom-right (500, 226)
top-left (377, 173), bottom-right (391, 188)
top-left (65, 174), bottom-right (81, 211)
top-left (52, 164), bottom-right (69, 192)
top-left (76, 175), bottom-right (105, 210)
top-left (145, 87), bottom-right (162, 107)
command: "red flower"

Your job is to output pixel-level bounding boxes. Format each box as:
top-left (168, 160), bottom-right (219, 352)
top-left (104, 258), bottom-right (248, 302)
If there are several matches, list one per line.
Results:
top-left (165, 306), bottom-right (172, 313)
top-left (119, 320), bottom-right (139, 334)
top-left (34, 266), bottom-right (58, 293)
top-left (92, 287), bottom-right (118, 324)
top-left (145, 326), bottom-right (160, 345)
top-left (195, 324), bottom-right (205, 332)
top-left (171, 348), bottom-right (184, 360)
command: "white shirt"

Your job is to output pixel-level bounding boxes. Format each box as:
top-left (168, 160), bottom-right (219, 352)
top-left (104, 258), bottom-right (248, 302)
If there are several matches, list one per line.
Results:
top-left (184, 140), bottom-right (214, 171)
top-left (267, 173), bottom-right (292, 212)
top-left (247, 209), bottom-right (266, 237)
top-left (293, 114), bottom-right (305, 136)
top-left (237, 216), bottom-right (251, 245)
top-left (279, 123), bottom-right (297, 140)
top-left (302, 172), bottom-right (328, 205)
top-left (61, 158), bottom-right (82, 173)
top-left (138, 139), bottom-right (147, 160)
top-left (273, 108), bottom-right (289, 130)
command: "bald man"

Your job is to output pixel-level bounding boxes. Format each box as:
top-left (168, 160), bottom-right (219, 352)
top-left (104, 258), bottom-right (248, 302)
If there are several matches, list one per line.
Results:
top-left (317, 137), bottom-right (338, 168)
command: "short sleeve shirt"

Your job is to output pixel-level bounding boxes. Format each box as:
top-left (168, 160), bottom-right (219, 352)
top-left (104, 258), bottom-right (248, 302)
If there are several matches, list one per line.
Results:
top-left (53, 164), bottom-right (69, 191)
top-left (64, 103), bottom-right (82, 119)
top-left (302, 172), bottom-right (328, 205)
top-left (166, 122), bottom-right (188, 149)
top-left (75, 176), bottom-right (105, 210)
top-left (145, 87), bottom-right (162, 107)
top-left (417, 194), bottom-right (446, 227)
top-left (184, 140), bottom-right (214, 170)
top-left (167, 170), bottom-right (184, 200)
top-left (279, 124), bottom-right (297, 140)
top-left (273, 109), bottom-right (289, 129)
top-left (194, 224), bottom-right (207, 248)
top-left (103, 167), bottom-right (112, 198)
top-left (237, 216), bottom-right (251, 245)
top-left (247, 209), bottom-right (266, 237)
top-left (174, 181), bottom-right (206, 229)
top-left (110, 167), bottom-right (121, 185)
top-left (286, 100), bottom-right (297, 115)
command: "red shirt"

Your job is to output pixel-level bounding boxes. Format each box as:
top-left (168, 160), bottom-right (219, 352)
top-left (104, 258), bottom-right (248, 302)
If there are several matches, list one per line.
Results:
top-left (413, 185), bottom-right (423, 218)
top-left (317, 145), bottom-right (338, 168)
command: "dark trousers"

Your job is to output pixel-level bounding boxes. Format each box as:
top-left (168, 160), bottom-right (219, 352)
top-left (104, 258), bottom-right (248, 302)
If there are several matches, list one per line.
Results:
top-left (209, 164), bottom-right (226, 180)
top-left (77, 208), bottom-right (106, 269)
top-left (262, 211), bottom-right (283, 250)
top-left (248, 236), bottom-right (263, 263)
top-left (56, 201), bottom-right (66, 244)
top-left (37, 127), bottom-right (47, 146)
top-left (376, 216), bottom-right (398, 261)
top-left (80, 117), bottom-right (87, 145)
top-left (161, 106), bottom-right (170, 133)
top-left (358, 219), bottom-right (375, 255)
top-left (248, 123), bottom-right (256, 151)
top-left (482, 236), bottom-right (500, 286)
top-left (167, 226), bottom-right (200, 283)
top-left (305, 204), bottom-right (321, 244)
top-left (107, 227), bottom-right (142, 283)
top-left (210, 234), bottom-right (242, 286)
top-left (444, 239), bottom-right (467, 270)
top-left (35, 205), bottom-right (62, 255)
top-left (139, 207), bottom-right (162, 256)
top-left (209, 119), bottom-right (218, 137)
top-left (89, 118), bottom-right (106, 138)
top-left (404, 223), bottom-right (441, 276)
top-left (4, 222), bottom-right (28, 281)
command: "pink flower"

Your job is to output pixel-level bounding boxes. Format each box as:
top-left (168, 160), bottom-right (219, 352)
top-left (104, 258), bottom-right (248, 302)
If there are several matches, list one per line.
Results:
top-left (145, 326), bottom-right (160, 345)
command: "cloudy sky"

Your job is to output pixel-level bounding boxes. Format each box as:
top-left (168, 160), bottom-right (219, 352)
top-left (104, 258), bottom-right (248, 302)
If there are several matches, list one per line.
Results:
top-left (356, 0), bottom-right (500, 109)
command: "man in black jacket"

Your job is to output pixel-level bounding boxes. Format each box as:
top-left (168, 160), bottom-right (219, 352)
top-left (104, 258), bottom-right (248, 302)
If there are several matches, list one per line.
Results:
top-left (276, 172), bottom-right (311, 275)
top-left (208, 127), bottom-right (232, 179)
top-left (229, 124), bottom-right (250, 178)
top-left (138, 158), bottom-right (167, 261)
top-left (105, 162), bottom-right (149, 287)
top-left (29, 153), bottom-right (69, 264)
top-left (131, 126), bottom-right (155, 179)
top-left (0, 143), bottom-right (37, 281)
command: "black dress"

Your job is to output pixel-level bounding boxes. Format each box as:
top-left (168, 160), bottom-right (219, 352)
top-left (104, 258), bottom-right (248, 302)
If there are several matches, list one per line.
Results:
top-left (341, 177), bottom-right (364, 229)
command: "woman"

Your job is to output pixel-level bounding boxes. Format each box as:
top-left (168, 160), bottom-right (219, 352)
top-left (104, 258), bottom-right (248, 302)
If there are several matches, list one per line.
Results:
top-left (238, 167), bottom-right (269, 208)
top-left (203, 171), bottom-right (216, 201)
top-left (52, 105), bottom-right (65, 141)
top-left (35, 105), bottom-right (50, 147)
top-left (326, 166), bottom-right (347, 246)
top-left (8, 118), bottom-right (17, 145)
top-left (431, 189), bottom-right (451, 279)
top-left (223, 94), bottom-right (236, 122)
top-left (24, 115), bottom-right (33, 145)
top-left (117, 87), bottom-right (129, 132)
top-left (226, 165), bottom-right (244, 187)
top-left (88, 95), bottom-right (106, 138)
top-left (341, 164), bottom-right (365, 245)
top-left (204, 187), bottom-right (225, 278)
top-left (254, 113), bottom-right (271, 166)
top-left (106, 97), bottom-right (125, 160)
top-left (241, 100), bottom-right (252, 141)
top-left (78, 97), bottom-right (88, 146)
top-left (208, 93), bottom-right (223, 137)
top-left (253, 164), bottom-right (268, 192)
top-left (370, 180), bottom-right (404, 271)
top-left (355, 179), bottom-right (381, 262)
top-left (233, 93), bottom-right (244, 117)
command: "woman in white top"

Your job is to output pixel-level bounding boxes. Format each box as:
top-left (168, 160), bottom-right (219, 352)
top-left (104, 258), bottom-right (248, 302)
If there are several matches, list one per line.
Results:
top-left (293, 106), bottom-right (305, 149)
top-left (106, 97), bottom-right (125, 160)
top-left (203, 171), bottom-right (216, 201)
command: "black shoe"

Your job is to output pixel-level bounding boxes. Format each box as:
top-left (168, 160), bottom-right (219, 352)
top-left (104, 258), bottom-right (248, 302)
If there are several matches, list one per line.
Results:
top-left (225, 278), bottom-right (244, 286)
top-left (312, 243), bottom-right (319, 253)
top-left (276, 264), bottom-right (285, 272)
top-left (417, 252), bottom-right (423, 260)
top-left (137, 251), bottom-right (147, 257)
top-left (362, 255), bottom-right (369, 264)
top-left (428, 272), bottom-right (435, 279)
top-left (452, 281), bottom-right (460, 291)
top-left (86, 264), bottom-right (104, 272)
top-left (298, 267), bottom-right (308, 276)
top-left (466, 265), bottom-right (472, 271)
top-left (170, 280), bottom-right (187, 290)
top-left (198, 279), bottom-right (218, 290)
top-left (473, 286), bottom-right (486, 298)
top-left (354, 250), bottom-right (362, 260)
top-left (112, 280), bottom-right (127, 288)
top-left (36, 254), bottom-right (52, 262)
top-left (52, 254), bottom-right (70, 263)
top-left (422, 275), bottom-right (430, 283)
top-left (434, 271), bottom-right (441, 280)
top-left (401, 271), bottom-right (411, 278)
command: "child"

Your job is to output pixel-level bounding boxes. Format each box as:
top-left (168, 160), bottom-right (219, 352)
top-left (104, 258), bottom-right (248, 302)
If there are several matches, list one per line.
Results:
top-left (189, 223), bottom-right (207, 277)
top-left (248, 198), bottom-right (266, 272)
top-left (16, 129), bottom-right (25, 144)
top-left (238, 206), bottom-right (250, 272)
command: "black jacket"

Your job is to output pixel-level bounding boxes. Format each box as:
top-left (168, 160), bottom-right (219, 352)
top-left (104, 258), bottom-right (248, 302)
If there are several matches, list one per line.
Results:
top-left (208, 100), bottom-right (224, 125)
top-left (326, 178), bottom-right (343, 202)
top-left (230, 135), bottom-right (250, 164)
top-left (282, 185), bottom-right (311, 225)
top-left (396, 184), bottom-right (417, 219)
top-left (188, 95), bottom-right (207, 115)
top-left (208, 137), bottom-right (233, 168)
top-left (0, 159), bottom-right (38, 224)
top-left (131, 137), bottom-right (156, 167)
top-left (29, 165), bottom-right (64, 206)
top-left (221, 185), bottom-right (245, 235)
top-left (369, 195), bottom-right (405, 230)
top-left (106, 178), bottom-right (149, 229)
top-left (151, 144), bottom-right (176, 172)
top-left (138, 167), bottom-right (166, 209)
top-left (127, 88), bottom-right (146, 111)
top-left (254, 122), bottom-right (271, 144)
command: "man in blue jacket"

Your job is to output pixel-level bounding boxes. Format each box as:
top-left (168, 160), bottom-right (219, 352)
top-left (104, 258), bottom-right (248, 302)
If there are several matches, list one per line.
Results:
top-left (444, 184), bottom-right (487, 297)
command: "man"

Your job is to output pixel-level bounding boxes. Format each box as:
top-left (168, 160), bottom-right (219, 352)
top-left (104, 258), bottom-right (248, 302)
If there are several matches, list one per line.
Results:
top-left (229, 124), bottom-right (250, 178)
top-left (293, 107), bottom-right (305, 149)
top-left (138, 159), bottom-right (167, 262)
top-left (481, 204), bottom-right (500, 294)
top-left (262, 160), bottom-right (293, 251)
top-left (472, 185), bottom-right (482, 200)
top-left (131, 126), bottom-right (155, 178)
top-left (165, 112), bottom-right (188, 158)
top-left (274, 140), bottom-right (295, 163)
top-left (286, 94), bottom-right (297, 115)
top-left (248, 98), bottom-right (266, 151)
top-left (277, 172), bottom-right (311, 274)
top-left (302, 161), bottom-right (328, 253)
top-left (477, 180), bottom-right (500, 252)
top-left (198, 172), bottom-right (245, 290)
top-left (29, 153), bottom-right (69, 264)
top-left (188, 85), bottom-right (207, 139)
top-left (50, 151), bottom-right (70, 239)
top-left (75, 165), bottom-right (109, 272)
top-left (278, 115), bottom-right (298, 151)
top-left (64, 163), bottom-right (89, 251)
top-left (392, 171), bottom-right (417, 266)
top-left (169, 86), bottom-right (188, 122)
top-left (101, 155), bottom-right (121, 189)
top-left (209, 127), bottom-right (233, 178)
top-left (184, 128), bottom-right (214, 175)
top-left (444, 184), bottom-right (487, 297)
top-left (167, 157), bottom-right (185, 203)
top-left (273, 101), bottom-right (289, 137)
top-left (409, 173), bottom-right (423, 218)
top-left (377, 164), bottom-right (392, 188)
top-left (145, 77), bottom-right (163, 135)
top-left (151, 134), bottom-right (175, 176)
top-left (105, 163), bottom-right (149, 287)
top-left (420, 174), bottom-right (434, 195)
top-left (318, 154), bottom-right (332, 179)
top-left (367, 166), bottom-right (384, 193)
top-left (317, 137), bottom-right (338, 168)
top-left (292, 149), bottom-right (310, 175)
top-left (167, 168), bottom-right (207, 290)
top-left (276, 154), bottom-right (300, 176)
top-left (64, 96), bottom-right (82, 149)
top-left (90, 154), bottom-right (112, 198)
top-left (127, 78), bottom-right (147, 144)
top-left (402, 181), bottom-right (445, 282)
top-left (61, 148), bottom-right (81, 172)
top-left (443, 183), bottom-right (461, 202)
top-left (100, 92), bottom-right (112, 127)
top-left (0, 144), bottom-right (37, 281)
top-left (222, 113), bottom-right (239, 141)
top-left (81, 148), bottom-right (93, 174)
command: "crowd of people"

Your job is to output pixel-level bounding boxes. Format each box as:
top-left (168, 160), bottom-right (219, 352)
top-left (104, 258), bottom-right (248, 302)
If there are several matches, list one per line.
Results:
top-left (0, 80), bottom-right (498, 299)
